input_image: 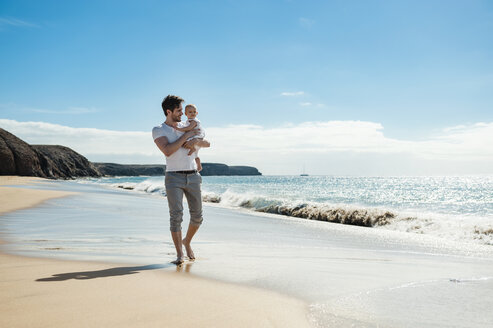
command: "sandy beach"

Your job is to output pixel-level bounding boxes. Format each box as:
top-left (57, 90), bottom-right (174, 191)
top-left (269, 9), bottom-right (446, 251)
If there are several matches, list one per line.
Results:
top-left (0, 176), bottom-right (74, 215)
top-left (0, 176), bottom-right (311, 328)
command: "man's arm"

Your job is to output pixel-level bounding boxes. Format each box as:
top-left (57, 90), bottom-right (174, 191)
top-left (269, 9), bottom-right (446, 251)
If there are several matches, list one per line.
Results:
top-left (154, 130), bottom-right (200, 157)
top-left (183, 138), bottom-right (210, 150)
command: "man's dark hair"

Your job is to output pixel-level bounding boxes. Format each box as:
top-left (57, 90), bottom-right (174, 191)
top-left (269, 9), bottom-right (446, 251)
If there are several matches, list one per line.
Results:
top-left (161, 95), bottom-right (184, 116)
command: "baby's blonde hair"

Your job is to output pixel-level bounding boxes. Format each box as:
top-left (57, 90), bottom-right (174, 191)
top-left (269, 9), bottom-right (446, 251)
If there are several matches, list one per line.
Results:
top-left (185, 104), bottom-right (197, 112)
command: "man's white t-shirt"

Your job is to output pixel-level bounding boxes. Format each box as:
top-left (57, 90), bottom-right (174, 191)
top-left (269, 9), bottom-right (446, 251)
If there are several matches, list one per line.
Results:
top-left (152, 122), bottom-right (197, 172)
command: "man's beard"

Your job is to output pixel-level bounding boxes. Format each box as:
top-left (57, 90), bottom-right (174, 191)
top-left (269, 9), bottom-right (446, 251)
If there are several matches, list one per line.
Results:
top-left (172, 114), bottom-right (181, 122)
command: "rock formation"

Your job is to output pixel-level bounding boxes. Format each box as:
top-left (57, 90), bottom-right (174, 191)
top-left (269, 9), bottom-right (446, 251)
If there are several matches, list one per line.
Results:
top-left (33, 145), bottom-right (101, 178)
top-left (93, 163), bottom-right (165, 176)
top-left (0, 128), bottom-right (45, 176)
top-left (0, 128), bottom-right (101, 178)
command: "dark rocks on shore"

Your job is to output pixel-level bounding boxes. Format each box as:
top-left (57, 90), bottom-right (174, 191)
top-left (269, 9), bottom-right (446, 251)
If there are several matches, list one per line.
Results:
top-left (228, 165), bottom-right (261, 176)
top-left (33, 145), bottom-right (101, 178)
top-left (0, 128), bottom-right (262, 178)
top-left (201, 163), bottom-right (261, 176)
top-left (0, 128), bottom-right (43, 176)
top-left (0, 128), bottom-right (101, 178)
top-left (93, 163), bottom-right (166, 176)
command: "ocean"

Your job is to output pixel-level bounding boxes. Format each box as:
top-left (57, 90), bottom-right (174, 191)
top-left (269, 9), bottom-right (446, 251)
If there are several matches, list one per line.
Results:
top-left (79, 175), bottom-right (493, 246)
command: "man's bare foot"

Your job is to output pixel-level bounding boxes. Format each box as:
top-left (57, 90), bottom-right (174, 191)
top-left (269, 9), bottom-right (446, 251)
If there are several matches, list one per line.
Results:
top-left (171, 257), bottom-right (184, 265)
top-left (182, 238), bottom-right (195, 260)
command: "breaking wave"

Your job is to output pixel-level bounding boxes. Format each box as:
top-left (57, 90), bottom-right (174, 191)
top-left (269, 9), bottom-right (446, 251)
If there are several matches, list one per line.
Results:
top-left (94, 180), bottom-right (407, 228)
top-left (202, 191), bottom-right (411, 227)
top-left (200, 191), bottom-right (493, 246)
top-left (112, 180), bottom-right (166, 195)
top-left (78, 177), bottom-right (493, 246)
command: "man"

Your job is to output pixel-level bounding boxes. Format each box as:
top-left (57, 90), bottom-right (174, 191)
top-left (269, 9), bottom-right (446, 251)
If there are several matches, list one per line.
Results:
top-left (152, 95), bottom-right (210, 265)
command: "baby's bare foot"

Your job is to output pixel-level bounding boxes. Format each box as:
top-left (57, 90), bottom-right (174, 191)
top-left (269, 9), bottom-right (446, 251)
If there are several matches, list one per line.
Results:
top-left (182, 238), bottom-right (195, 260)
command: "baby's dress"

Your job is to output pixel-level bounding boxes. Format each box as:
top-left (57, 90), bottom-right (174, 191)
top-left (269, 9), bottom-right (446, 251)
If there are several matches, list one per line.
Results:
top-left (184, 118), bottom-right (205, 156)
top-left (185, 118), bottom-right (205, 139)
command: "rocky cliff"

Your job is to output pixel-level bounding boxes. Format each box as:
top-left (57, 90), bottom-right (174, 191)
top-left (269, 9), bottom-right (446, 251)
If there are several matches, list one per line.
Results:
top-left (33, 145), bottom-right (101, 178)
top-left (0, 128), bottom-right (101, 178)
top-left (0, 128), bottom-right (45, 176)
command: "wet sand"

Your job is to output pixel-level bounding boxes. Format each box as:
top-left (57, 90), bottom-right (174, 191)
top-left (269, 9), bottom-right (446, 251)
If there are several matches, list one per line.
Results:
top-left (0, 176), bottom-right (311, 328)
top-left (0, 176), bottom-right (74, 215)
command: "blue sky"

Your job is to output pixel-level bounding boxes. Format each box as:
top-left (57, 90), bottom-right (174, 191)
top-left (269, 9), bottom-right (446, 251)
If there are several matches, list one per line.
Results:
top-left (1, 1), bottom-right (492, 174)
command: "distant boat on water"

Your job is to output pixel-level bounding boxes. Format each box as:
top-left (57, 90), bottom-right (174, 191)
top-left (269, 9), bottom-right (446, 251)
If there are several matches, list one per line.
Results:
top-left (300, 165), bottom-right (309, 176)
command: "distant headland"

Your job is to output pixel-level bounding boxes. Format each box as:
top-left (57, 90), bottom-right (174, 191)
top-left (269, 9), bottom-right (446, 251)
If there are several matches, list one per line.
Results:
top-left (0, 128), bottom-right (261, 178)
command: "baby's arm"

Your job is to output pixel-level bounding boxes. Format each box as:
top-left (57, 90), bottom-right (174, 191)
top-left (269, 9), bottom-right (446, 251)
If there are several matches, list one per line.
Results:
top-left (195, 157), bottom-right (202, 172)
top-left (173, 121), bottom-right (197, 132)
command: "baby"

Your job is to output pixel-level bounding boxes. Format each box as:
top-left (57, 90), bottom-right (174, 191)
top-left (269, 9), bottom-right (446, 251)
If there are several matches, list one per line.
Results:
top-left (173, 104), bottom-right (205, 172)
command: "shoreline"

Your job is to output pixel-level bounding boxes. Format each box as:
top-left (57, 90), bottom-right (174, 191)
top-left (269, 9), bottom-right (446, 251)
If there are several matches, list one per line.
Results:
top-left (89, 174), bottom-right (493, 247)
top-left (0, 176), bottom-right (76, 215)
top-left (0, 176), bottom-right (312, 328)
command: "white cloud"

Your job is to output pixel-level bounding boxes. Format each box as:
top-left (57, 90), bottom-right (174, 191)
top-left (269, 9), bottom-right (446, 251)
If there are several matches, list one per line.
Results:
top-left (298, 102), bottom-right (326, 108)
top-left (31, 107), bottom-right (99, 114)
top-left (206, 121), bottom-right (493, 175)
top-left (0, 17), bottom-right (37, 29)
top-left (0, 103), bottom-right (98, 115)
top-left (209, 121), bottom-right (493, 157)
top-left (1, 119), bottom-right (492, 175)
top-left (281, 91), bottom-right (304, 96)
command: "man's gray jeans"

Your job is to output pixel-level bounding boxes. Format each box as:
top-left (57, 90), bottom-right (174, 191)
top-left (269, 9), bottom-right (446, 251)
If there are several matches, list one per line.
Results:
top-left (165, 172), bottom-right (203, 232)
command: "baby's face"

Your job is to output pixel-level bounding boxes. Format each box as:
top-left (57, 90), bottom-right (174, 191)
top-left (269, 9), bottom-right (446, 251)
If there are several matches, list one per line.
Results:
top-left (185, 106), bottom-right (198, 119)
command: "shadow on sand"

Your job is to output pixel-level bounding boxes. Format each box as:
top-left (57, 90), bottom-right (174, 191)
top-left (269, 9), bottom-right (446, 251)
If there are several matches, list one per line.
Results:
top-left (36, 264), bottom-right (171, 282)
